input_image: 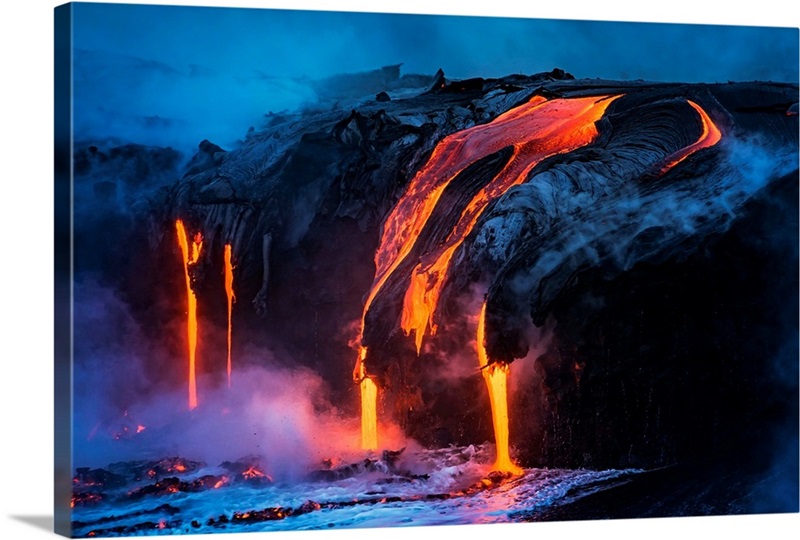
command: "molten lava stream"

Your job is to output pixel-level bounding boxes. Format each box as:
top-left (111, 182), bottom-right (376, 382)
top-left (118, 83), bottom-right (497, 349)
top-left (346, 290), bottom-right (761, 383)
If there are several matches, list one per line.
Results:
top-left (400, 95), bottom-right (621, 353)
top-left (477, 302), bottom-right (522, 475)
top-left (355, 346), bottom-right (378, 451)
top-left (367, 95), bottom-right (549, 308)
top-left (356, 94), bottom-right (621, 450)
top-left (176, 220), bottom-right (202, 410)
top-left (224, 244), bottom-right (236, 388)
top-left (659, 100), bottom-right (722, 174)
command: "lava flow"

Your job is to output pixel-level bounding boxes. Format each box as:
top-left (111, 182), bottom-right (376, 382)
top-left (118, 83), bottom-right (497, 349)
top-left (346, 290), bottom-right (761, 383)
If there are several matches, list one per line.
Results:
top-left (659, 100), bottom-right (722, 175)
top-left (400, 95), bottom-right (621, 353)
top-left (355, 94), bottom-right (620, 450)
top-left (224, 243), bottom-right (236, 388)
top-left (176, 220), bottom-right (203, 410)
top-left (477, 302), bottom-right (522, 475)
top-left (354, 346), bottom-right (378, 450)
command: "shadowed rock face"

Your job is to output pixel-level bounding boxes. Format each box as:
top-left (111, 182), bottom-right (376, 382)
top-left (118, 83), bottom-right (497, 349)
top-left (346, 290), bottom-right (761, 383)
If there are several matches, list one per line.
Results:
top-left (471, 85), bottom-right (797, 366)
top-left (81, 69), bottom-right (797, 475)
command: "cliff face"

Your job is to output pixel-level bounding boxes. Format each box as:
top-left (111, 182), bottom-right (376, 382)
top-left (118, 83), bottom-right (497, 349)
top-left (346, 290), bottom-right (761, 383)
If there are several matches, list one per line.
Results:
top-left (78, 70), bottom-right (798, 473)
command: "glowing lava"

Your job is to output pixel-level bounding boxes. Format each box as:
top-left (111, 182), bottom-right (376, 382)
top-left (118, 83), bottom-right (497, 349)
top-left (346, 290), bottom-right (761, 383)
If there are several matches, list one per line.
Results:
top-left (399, 95), bottom-right (621, 353)
top-left (355, 94), bottom-right (621, 449)
top-left (176, 219), bottom-right (203, 410)
top-left (354, 346), bottom-right (378, 451)
top-left (242, 466), bottom-right (273, 482)
top-left (477, 302), bottom-right (523, 475)
top-left (224, 243), bottom-right (236, 388)
top-left (213, 477), bottom-right (229, 489)
top-left (660, 100), bottom-right (722, 174)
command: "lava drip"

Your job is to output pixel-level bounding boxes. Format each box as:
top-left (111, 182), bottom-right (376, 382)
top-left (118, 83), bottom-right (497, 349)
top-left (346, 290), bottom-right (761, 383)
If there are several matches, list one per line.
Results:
top-left (354, 346), bottom-right (378, 451)
top-left (355, 94), bottom-right (621, 449)
top-left (659, 100), bottom-right (722, 175)
top-left (224, 244), bottom-right (236, 388)
top-left (176, 220), bottom-right (203, 410)
top-left (477, 302), bottom-right (522, 475)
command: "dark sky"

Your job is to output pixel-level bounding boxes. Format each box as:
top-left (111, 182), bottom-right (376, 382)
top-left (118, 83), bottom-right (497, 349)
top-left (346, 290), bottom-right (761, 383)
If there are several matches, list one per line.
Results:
top-left (70, 2), bottom-right (799, 151)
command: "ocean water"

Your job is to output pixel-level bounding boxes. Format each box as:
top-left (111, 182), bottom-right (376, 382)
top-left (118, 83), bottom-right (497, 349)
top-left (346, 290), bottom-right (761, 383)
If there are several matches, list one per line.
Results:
top-left (71, 444), bottom-right (639, 537)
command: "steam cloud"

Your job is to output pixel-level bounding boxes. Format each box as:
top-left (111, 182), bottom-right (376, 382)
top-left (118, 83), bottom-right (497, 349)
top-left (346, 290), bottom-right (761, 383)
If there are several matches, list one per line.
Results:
top-left (72, 279), bottom-right (407, 480)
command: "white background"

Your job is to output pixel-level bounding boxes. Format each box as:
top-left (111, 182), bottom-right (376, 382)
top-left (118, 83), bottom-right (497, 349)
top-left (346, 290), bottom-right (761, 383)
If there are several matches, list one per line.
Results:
top-left (0, 1), bottom-right (797, 539)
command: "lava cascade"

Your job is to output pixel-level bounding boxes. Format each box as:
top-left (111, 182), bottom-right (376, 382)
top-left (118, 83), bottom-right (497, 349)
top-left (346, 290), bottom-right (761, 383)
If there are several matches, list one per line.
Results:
top-left (176, 220), bottom-right (203, 410)
top-left (224, 243), bottom-right (236, 388)
top-left (355, 94), bottom-right (620, 452)
top-left (477, 302), bottom-right (523, 474)
top-left (355, 346), bottom-right (378, 450)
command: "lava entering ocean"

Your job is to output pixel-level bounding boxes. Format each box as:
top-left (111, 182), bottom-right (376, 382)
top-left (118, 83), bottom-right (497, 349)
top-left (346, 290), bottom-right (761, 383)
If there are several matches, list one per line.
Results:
top-left (223, 243), bottom-right (235, 388)
top-left (69, 66), bottom-right (798, 537)
top-left (169, 89), bottom-right (727, 478)
top-left (477, 302), bottom-right (523, 476)
top-left (176, 220), bottom-right (203, 410)
top-left (354, 94), bottom-right (623, 469)
top-left (69, 443), bottom-right (641, 536)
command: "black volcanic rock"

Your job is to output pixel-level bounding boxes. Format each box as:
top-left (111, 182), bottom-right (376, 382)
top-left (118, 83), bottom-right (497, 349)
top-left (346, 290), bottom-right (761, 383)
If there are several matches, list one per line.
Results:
top-left (426, 68), bottom-right (446, 93)
top-left (112, 71), bottom-right (798, 487)
top-left (185, 139), bottom-right (226, 176)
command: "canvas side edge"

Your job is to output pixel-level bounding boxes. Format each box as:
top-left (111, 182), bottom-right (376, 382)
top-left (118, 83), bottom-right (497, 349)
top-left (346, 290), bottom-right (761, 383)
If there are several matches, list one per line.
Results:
top-left (54, 3), bottom-right (74, 537)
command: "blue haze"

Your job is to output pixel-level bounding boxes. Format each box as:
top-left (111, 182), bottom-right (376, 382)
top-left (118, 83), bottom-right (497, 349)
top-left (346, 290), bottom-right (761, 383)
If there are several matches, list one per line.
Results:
top-left (71, 2), bottom-right (799, 152)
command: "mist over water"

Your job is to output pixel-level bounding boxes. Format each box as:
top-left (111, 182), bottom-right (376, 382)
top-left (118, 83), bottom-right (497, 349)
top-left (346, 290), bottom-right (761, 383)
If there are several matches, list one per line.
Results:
top-left (72, 278), bottom-right (412, 478)
top-left (71, 3), bottom-right (798, 151)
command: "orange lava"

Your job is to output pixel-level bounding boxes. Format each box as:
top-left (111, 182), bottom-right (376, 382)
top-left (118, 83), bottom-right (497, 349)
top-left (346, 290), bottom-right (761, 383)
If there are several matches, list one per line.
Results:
top-left (660, 100), bottom-right (722, 174)
top-left (355, 94), bottom-right (621, 450)
top-left (242, 466), bottom-right (273, 482)
top-left (224, 244), bottom-right (236, 388)
top-left (477, 302), bottom-right (523, 475)
top-left (176, 220), bottom-right (202, 410)
top-left (365, 95), bottom-right (546, 326)
top-left (354, 346), bottom-right (378, 450)
top-left (213, 477), bottom-right (229, 489)
top-left (400, 95), bottom-right (621, 353)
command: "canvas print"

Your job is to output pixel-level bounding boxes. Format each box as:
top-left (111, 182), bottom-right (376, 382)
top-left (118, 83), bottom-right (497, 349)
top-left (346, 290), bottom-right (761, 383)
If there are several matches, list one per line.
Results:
top-left (54, 2), bottom-right (799, 537)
